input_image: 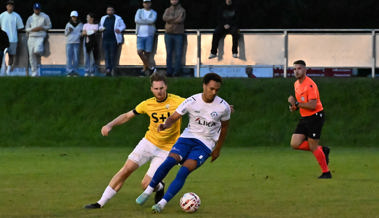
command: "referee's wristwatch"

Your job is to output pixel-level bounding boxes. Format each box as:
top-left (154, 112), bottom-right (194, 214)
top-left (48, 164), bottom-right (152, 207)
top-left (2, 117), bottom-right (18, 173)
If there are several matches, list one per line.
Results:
top-left (295, 101), bottom-right (299, 110)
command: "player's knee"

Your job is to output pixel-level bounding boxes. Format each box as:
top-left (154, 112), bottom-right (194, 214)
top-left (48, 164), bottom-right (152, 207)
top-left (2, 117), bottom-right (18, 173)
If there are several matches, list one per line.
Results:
top-left (290, 141), bottom-right (300, 149)
top-left (168, 153), bottom-right (181, 162)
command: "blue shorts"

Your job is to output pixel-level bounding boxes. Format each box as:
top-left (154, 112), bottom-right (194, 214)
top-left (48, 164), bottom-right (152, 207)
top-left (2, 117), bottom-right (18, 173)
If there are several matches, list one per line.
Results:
top-left (170, 137), bottom-right (212, 168)
top-left (137, 36), bottom-right (154, 52)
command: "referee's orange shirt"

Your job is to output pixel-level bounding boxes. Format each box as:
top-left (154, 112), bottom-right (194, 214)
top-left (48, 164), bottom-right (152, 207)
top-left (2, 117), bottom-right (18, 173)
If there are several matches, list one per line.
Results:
top-left (294, 76), bottom-right (323, 117)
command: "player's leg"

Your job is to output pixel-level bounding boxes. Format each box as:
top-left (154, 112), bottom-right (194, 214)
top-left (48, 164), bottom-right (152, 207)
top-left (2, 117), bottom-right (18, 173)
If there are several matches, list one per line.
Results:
top-left (136, 152), bottom-right (181, 205)
top-left (136, 138), bottom-right (192, 205)
top-left (85, 138), bottom-right (152, 209)
top-left (152, 139), bottom-right (211, 213)
top-left (84, 159), bottom-right (140, 209)
top-left (141, 148), bottom-right (170, 203)
top-left (308, 138), bottom-right (331, 178)
top-left (291, 118), bottom-right (310, 151)
top-left (290, 133), bottom-right (309, 150)
top-left (307, 111), bottom-right (331, 178)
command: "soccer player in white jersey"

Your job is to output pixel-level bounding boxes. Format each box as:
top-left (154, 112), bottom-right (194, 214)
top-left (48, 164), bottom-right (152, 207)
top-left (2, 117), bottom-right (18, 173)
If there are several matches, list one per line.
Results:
top-left (136, 73), bottom-right (231, 213)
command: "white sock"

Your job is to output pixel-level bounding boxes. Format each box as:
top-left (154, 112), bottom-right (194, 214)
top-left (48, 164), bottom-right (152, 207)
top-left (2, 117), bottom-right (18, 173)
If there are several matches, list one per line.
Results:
top-left (97, 186), bottom-right (117, 207)
top-left (144, 185), bottom-right (155, 195)
top-left (155, 182), bottom-right (163, 192)
top-left (158, 199), bottom-right (167, 208)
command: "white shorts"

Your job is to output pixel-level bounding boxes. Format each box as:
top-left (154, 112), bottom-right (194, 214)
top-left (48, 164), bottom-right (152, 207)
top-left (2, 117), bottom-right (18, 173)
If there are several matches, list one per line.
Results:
top-left (128, 138), bottom-right (169, 177)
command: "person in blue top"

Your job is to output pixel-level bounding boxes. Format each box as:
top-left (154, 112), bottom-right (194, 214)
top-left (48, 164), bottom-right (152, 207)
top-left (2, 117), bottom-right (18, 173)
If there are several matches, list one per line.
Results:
top-left (99, 6), bottom-right (126, 77)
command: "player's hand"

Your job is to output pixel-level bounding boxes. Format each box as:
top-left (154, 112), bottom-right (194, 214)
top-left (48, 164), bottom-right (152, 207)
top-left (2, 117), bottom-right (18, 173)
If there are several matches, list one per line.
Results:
top-left (211, 149), bottom-right (220, 162)
top-left (224, 24), bottom-right (230, 29)
top-left (288, 95), bottom-right (296, 105)
top-left (101, 125), bottom-right (112, 136)
top-left (115, 29), bottom-right (121, 34)
top-left (289, 104), bottom-right (297, 112)
top-left (158, 123), bottom-right (167, 132)
top-left (230, 105), bottom-right (235, 113)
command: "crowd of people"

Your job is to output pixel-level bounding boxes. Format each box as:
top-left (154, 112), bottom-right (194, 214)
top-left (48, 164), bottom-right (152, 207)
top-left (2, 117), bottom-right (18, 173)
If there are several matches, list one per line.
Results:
top-left (0, 0), bottom-right (241, 77)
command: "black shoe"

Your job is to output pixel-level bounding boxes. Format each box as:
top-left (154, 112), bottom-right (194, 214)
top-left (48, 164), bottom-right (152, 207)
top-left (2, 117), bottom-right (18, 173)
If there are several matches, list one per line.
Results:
top-left (84, 203), bottom-right (101, 209)
top-left (154, 182), bottom-right (165, 204)
top-left (322, 146), bottom-right (330, 165)
top-left (318, 171), bottom-right (332, 179)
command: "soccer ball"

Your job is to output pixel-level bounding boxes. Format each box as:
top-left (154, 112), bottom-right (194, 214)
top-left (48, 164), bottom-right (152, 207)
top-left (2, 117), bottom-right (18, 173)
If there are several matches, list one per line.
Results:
top-left (179, 192), bottom-right (201, 213)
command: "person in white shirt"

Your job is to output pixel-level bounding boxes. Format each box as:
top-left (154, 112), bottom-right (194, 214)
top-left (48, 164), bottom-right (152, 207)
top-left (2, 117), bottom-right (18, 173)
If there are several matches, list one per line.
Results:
top-left (82, 13), bottom-right (99, 77)
top-left (0, 0), bottom-right (24, 75)
top-left (135, 0), bottom-right (157, 75)
top-left (64, 10), bottom-right (83, 77)
top-left (25, 3), bottom-right (52, 77)
top-left (136, 73), bottom-right (231, 213)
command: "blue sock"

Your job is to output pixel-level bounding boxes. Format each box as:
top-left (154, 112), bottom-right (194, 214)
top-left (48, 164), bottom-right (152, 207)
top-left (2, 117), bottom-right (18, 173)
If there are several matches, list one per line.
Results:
top-left (149, 156), bottom-right (177, 188)
top-left (163, 166), bottom-right (191, 202)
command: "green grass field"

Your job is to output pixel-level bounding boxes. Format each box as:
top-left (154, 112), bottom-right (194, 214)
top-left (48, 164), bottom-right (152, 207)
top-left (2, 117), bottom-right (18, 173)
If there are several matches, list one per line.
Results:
top-left (0, 146), bottom-right (378, 217)
top-left (0, 77), bottom-right (378, 217)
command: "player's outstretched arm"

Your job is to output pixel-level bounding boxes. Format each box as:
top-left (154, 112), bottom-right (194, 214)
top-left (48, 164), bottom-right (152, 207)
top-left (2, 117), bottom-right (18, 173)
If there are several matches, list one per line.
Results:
top-left (101, 110), bottom-right (136, 136)
top-left (211, 120), bottom-right (230, 162)
top-left (158, 112), bottom-right (182, 132)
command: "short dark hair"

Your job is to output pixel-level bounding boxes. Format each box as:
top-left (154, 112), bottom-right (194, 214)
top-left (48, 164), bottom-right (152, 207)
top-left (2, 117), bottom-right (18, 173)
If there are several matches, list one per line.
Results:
top-left (203, 73), bottom-right (222, 85)
top-left (293, 60), bottom-right (306, 66)
top-left (150, 72), bottom-right (167, 85)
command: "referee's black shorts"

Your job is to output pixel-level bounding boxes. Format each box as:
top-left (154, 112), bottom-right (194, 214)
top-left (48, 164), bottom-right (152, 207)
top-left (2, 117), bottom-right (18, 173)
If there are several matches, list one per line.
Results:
top-left (293, 111), bottom-right (325, 139)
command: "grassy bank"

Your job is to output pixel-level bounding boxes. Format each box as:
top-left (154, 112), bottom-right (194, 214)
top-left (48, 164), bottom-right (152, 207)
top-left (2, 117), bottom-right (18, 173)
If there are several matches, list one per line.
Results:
top-left (0, 77), bottom-right (378, 147)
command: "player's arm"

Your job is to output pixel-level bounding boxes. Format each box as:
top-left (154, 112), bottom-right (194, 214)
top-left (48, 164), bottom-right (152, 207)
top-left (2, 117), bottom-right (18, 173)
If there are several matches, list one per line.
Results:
top-left (298, 99), bottom-right (317, 110)
top-left (288, 95), bottom-right (298, 112)
top-left (158, 112), bottom-right (182, 132)
top-left (101, 110), bottom-right (136, 136)
top-left (288, 95), bottom-right (317, 111)
top-left (211, 120), bottom-right (230, 162)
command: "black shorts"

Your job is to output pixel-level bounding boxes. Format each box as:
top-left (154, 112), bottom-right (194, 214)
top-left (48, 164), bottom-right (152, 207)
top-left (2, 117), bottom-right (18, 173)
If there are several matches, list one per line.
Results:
top-left (294, 111), bottom-right (325, 139)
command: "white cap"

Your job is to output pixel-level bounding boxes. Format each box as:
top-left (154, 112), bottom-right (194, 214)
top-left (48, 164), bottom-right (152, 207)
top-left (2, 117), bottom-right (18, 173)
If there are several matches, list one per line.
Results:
top-left (70, 11), bottom-right (78, 17)
top-left (143, 0), bottom-right (151, 2)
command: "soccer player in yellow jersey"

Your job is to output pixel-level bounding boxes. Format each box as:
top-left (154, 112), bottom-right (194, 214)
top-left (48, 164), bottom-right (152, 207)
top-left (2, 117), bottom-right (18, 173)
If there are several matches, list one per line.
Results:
top-left (85, 72), bottom-right (185, 209)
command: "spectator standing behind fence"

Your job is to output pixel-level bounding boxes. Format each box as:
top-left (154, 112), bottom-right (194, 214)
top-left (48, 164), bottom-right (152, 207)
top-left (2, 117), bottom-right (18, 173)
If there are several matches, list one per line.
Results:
top-left (163, 0), bottom-right (185, 77)
top-left (209, 0), bottom-right (240, 59)
top-left (65, 11), bottom-right (83, 77)
top-left (99, 6), bottom-right (126, 77)
top-left (0, 27), bottom-right (9, 74)
top-left (0, 0), bottom-right (24, 75)
top-left (25, 3), bottom-right (52, 77)
top-left (135, 0), bottom-right (157, 76)
top-left (82, 13), bottom-right (99, 77)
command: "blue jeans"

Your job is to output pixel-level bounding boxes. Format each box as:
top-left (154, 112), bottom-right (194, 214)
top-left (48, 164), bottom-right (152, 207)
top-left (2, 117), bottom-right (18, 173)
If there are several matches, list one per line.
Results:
top-left (66, 43), bottom-right (80, 73)
top-left (83, 43), bottom-right (97, 74)
top-left (165, 34), bottom-right (184, 76)
top-left (103, 40), bottom-right (117, 72)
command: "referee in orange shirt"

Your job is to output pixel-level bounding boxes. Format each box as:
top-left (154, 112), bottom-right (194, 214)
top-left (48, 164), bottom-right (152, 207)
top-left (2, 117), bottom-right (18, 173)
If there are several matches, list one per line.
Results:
top-left (288, 60), bottom-right (331, 179)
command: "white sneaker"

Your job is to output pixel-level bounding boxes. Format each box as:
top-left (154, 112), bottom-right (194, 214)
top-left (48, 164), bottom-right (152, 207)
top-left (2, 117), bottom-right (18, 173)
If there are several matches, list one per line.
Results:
top-left (84, 73), bottom-right (89, 77)
top-left (90, 73), bottom-right (95, 77)
top-left (31, 72), bottom-right (38, 77)
top-left (232, 53), bottom-right (238, 58)
top-left (208, 53), bottom-right (217, 59)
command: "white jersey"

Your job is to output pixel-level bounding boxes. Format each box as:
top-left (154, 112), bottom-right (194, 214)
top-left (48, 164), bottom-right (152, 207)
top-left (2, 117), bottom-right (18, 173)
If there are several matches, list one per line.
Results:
top-left (176, 93), bottom-right (231, 151)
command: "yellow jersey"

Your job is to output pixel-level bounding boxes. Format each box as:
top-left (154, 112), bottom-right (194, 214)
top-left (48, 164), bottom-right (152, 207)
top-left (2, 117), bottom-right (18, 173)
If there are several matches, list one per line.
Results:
top-left (134, 93), bottom-right (185, 151)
